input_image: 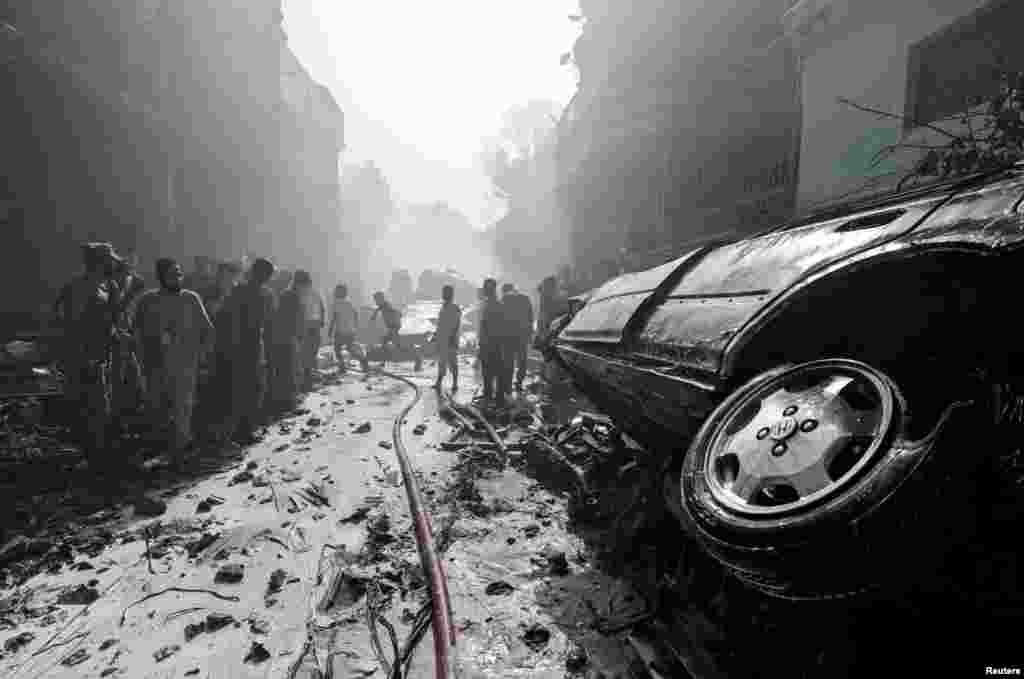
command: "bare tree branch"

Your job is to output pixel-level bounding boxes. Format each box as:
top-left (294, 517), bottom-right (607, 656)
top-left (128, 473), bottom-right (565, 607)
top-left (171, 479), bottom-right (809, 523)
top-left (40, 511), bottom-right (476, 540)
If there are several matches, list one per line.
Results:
top-left (838, 97), bottom-right (961, 140)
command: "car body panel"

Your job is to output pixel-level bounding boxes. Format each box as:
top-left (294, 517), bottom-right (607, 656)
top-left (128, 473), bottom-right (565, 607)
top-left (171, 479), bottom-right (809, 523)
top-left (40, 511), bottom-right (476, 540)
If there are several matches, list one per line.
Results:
top-left (559, 252), bottom-right (702, 344)
top-left (550, 166), bottom-right (1024, 446)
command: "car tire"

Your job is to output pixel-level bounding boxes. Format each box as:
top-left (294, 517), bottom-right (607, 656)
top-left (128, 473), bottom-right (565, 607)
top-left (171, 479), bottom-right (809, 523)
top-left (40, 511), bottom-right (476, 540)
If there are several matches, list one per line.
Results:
top-left (680, 358), bottom-right (985, 600)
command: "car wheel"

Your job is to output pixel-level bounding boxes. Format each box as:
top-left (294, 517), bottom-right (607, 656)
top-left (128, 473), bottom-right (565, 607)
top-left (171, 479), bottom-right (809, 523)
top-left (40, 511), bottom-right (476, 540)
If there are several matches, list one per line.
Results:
top-left (680, 358), bottom-right (984, 600)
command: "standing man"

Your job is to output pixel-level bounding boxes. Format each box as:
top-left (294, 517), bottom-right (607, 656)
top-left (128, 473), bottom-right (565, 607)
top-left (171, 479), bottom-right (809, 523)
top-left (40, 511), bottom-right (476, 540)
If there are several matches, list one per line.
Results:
top-left (109, 250), bottom-right (147, 424)
top-left (55, 243), bottom-right (122, 468)
top-left (201, 261), bottom-right (242, 321)
top-left (266, 271), bottom-right (302, 413)
top-left (218, 258), bottom-right (276, 444)
top-left (501, 283), bottom-right (533, 392)
top-left (477, 278), bottom-right (509, 408)
top-left (328, 284), bottom-right (368, 374)
top-left (434, 284), bottom-right (462, 392)
top-left (134, 258), bottom-right (214, 467)
top-left (293, 271), bottom-right (325, 391)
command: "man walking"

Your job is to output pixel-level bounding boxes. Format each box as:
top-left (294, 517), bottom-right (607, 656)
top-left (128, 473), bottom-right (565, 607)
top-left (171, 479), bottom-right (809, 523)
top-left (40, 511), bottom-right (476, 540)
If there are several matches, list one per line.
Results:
top-left (134, 258), bottom-right (214, 466)
top-left (219, 258), bottom-right (276, 445)
top-left (293, 271), bottom-right (325, 391)
top-left (434, 284), bottom-right (461, 392)
top-left (55, 243), bottom-right (122, 468)
top-left (501, 283), bottom-right (533, 392)
top-left (371, 291), bottom-right (422, 372)
top-left (329, 284), bottom-right (368, 374)
top-left (477, 278), bottom-right (509, 408)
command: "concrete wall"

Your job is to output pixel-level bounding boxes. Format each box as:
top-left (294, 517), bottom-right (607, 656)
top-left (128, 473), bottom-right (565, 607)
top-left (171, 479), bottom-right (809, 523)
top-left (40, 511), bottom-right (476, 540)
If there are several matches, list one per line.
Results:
top-left (793, 0), bottom-right (990, 209)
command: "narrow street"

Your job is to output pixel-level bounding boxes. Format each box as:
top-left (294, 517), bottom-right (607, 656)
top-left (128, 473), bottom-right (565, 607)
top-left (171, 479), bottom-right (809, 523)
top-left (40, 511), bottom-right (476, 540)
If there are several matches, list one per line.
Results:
top-left (0, 355), bottom-right (653, 679)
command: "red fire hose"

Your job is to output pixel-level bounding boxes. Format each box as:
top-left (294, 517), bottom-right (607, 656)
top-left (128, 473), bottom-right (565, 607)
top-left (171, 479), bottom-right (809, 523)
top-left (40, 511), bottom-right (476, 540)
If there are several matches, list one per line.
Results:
top-left (381, 369), bottom-right (456, 679)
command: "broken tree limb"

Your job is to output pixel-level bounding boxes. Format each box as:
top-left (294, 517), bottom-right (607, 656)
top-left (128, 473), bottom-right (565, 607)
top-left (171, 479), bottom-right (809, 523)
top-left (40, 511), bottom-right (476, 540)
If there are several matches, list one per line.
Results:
top-left (837, 97), bottom-right (960, 140)
top-left (119, 587), bottom-right (240, 627)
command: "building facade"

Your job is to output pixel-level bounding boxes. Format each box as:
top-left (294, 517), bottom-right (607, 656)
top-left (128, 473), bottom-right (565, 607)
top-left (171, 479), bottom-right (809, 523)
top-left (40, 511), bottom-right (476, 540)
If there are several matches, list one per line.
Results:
top-left (0, 1), bottom-right (343, 329)
top-left (785, 0), bottom-right (1014, 209)
top-left (557, 0), bottom-right (802, 287)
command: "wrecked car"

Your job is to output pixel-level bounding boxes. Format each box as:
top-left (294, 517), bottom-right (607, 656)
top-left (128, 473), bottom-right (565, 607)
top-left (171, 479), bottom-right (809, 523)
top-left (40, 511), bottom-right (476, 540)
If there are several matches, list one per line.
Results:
top-left (546, 164), bottom-right (1024, 600)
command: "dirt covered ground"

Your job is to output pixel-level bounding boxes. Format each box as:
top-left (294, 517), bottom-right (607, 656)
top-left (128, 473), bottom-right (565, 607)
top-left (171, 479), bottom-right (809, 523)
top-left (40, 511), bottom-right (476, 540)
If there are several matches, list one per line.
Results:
top-left (0, 352), bottom-right (1021, 678)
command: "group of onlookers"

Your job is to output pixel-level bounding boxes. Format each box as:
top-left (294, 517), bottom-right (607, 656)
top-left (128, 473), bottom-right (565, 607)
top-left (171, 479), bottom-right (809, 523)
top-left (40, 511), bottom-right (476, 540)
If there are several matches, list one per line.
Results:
top-left (53, 243), bottom-right (381, 471)
top-left (53, 241), bottom-right (574, 470)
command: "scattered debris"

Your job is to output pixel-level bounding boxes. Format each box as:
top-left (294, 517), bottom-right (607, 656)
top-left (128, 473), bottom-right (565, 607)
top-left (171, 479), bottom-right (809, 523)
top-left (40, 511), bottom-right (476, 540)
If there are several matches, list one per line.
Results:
top-left (214, 564), bottom-right (245, 584)
top-left (133, 496), bottom-right (167, 517)
top-left (340, 506), bottom-right (371, 524)
top-left (184, 621), bottom-right (205, 642)
top-left (485, 581), bottom-right (515, 596)
top-left (249, 617), bottom-right (270, 635)
top-left (307, 417), bottom-right (322, 427)
top-left (542, 549), bottom-right (570, 576)
top-left (195, 496), bottom-right (225, 514)
top-left (246, 460), bottom-right (258, 470)
top-left (354, 422), bottom-right (372, 434)
top-left (412, 423), bottom-right (427, 435)
top-left (99, 638), bottom-right (118, 651)
top-left (121, 588), bottom-right (241, 627)
top-left (522, 624), bottom-right (551, 652)
top-left (186, 612), bottom-right (237, 641)
top-left (378, 440), bottom-right (393, 450)
top-left (4, 630), bottom-right (34, 653)
top-left (228, 470), bottom-right (254, 486)
top-left (154, 644), bottom-right (180, 662)
top-left (57, 584), bottom-right (100, 606)
top-left (346, 399), bottom-right (356, 404)
top-left (244, 641), bottom-right (271, 664)
top-left (187, 532), bottom-right (220, 559)
top-left (273, 444), bottom-right (290, 453)
top-left (266, 569), bottom-right (291, 597)
top-left (565, 643), bottom-right (589, 673)
top-left (61, 648), bottom-right (90, 666)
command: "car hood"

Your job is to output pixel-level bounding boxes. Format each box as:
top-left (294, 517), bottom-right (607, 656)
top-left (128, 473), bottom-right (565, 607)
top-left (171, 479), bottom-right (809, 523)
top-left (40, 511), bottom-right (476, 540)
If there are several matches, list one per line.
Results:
top-left (557, 191), bottom-right (954, 376)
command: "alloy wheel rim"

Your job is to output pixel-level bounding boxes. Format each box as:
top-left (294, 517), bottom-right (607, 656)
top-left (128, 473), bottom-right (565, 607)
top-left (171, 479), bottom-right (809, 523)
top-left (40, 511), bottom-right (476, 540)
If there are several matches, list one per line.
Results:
top-left (704, 363), bottom-right (894, 517)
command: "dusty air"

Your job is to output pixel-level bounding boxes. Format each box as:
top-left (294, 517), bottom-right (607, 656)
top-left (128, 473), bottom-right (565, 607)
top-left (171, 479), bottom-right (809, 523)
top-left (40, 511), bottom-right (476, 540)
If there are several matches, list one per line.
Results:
top-left (1, 1), bottom-right (1021, 677)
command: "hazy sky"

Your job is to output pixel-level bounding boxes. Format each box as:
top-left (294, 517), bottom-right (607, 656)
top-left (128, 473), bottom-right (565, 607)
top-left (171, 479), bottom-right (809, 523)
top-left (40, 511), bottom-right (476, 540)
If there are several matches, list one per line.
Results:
top-left (282, 0), bottom-right (580, 228)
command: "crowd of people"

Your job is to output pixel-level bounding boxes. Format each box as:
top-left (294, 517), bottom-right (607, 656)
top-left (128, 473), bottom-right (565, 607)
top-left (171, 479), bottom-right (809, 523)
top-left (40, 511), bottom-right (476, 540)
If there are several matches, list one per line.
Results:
top-left (52, 241), bottom-right (574, 471)
top-left (54, 243), bottom-right (399, 471)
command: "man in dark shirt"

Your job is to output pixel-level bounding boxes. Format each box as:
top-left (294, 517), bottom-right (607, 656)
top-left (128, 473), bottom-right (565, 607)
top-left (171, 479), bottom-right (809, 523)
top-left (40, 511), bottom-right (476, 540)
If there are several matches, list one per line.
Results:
top-left (266, 272), bottom-right (303, 412)
top-left (219, 258), bottom-right (276, 445)
top-left (501, 283), bottom-right (534, 392)
top-left (477, 278), bottom-right (510, 407)
top-left (55, 243), bottom-right (122, 467)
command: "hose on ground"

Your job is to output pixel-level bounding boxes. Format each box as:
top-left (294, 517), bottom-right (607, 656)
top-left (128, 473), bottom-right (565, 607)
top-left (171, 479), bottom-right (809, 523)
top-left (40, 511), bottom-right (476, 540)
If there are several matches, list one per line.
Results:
top-left (378, 368), bottom-right (456, 679)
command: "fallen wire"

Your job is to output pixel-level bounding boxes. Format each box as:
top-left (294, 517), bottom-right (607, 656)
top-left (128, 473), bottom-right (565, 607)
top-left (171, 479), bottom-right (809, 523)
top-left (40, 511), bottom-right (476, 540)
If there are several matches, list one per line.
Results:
top-left (164, 606), bottom-right (207, 623)
top-left (31, 631), bottom-right (88, 656)
top-left (119, 587), bottom-right (240, 627)
top-left (366, 582), bottom-right (397, 678)
top-left (15, 576), bottom-right (125, 679)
